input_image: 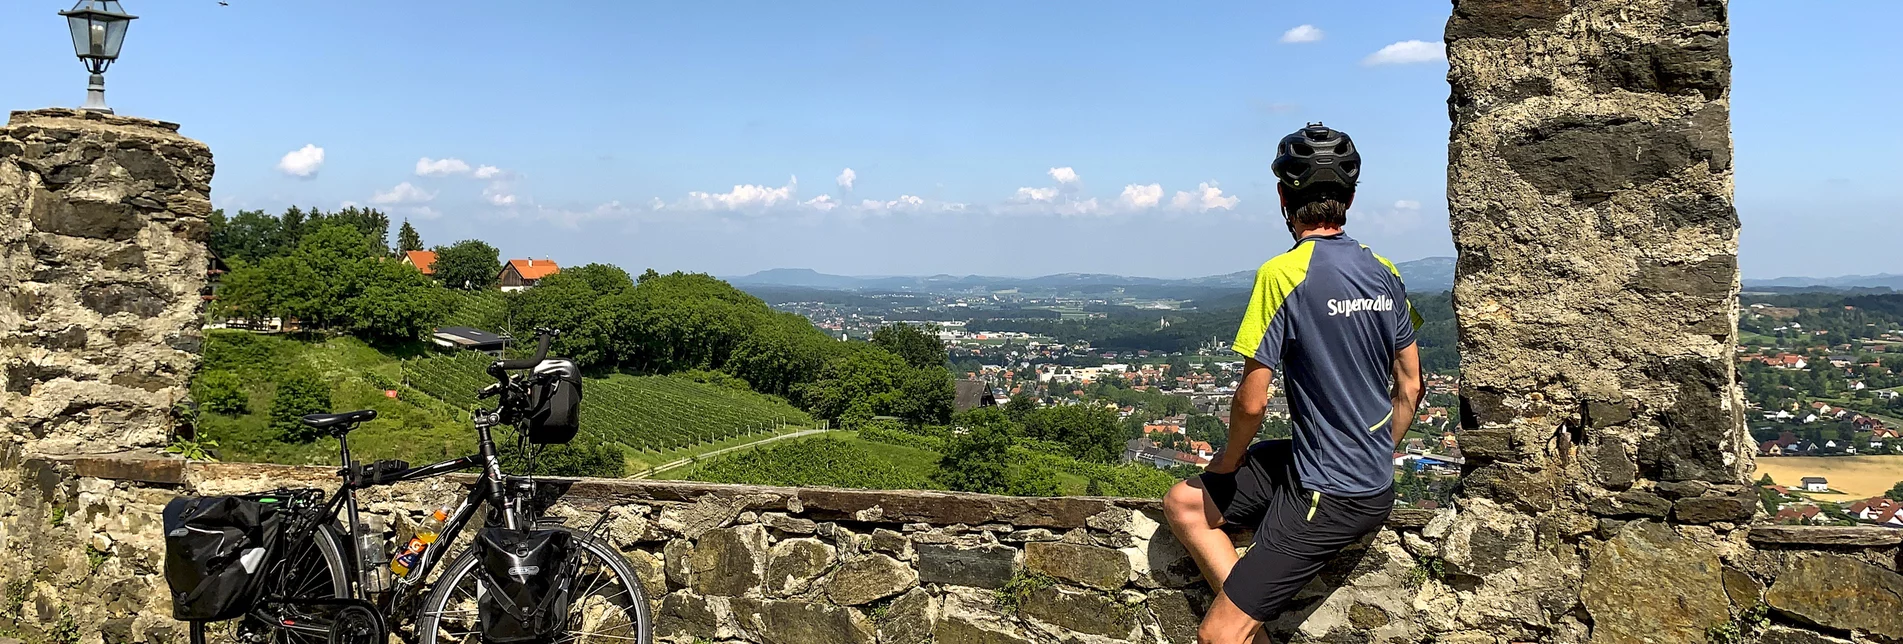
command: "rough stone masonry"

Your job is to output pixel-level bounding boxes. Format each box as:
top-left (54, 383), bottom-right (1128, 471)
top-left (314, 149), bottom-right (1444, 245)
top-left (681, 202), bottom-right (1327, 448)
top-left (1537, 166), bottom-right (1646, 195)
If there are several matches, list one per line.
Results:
top-left (2, 2), bottom-right (1902, 643)
top-left (0, 108), bottom-right (214, 455)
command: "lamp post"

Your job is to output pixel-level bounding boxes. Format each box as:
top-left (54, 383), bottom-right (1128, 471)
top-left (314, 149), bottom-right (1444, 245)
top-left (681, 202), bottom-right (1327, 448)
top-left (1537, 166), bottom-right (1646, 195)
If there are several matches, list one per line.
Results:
top-left (58, 1), bottom-right (138, 114)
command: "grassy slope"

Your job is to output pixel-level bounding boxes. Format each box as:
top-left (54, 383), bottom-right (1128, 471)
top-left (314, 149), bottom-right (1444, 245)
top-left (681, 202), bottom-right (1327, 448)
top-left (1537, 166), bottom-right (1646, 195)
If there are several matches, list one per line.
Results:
top-left (196, 333), bottom-right (479, 466)
top-left (657, 431), bottom-right (944, 489)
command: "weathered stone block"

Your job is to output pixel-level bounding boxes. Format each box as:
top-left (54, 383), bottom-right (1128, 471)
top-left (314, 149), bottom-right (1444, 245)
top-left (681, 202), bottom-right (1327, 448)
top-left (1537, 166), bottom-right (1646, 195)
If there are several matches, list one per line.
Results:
top-left (1146, 588), bottom-right (1204, 644)
top-left (825, 553), bottom-right (917, 606)
top-left (1748, 525), bottom-right (1903, 548)
top-left (1765, 555), bottom-right (1903, 640)
top-left (1021, 585), bottom-right (1138, 640)
top-left (1756, 624), bottom-right (1852, 644)
top-left (877, 587), bottom-right (935, 644)
top-left (1587, 490), bottom-right (1672, 519)
top-left (1722, 567), bottom-right (1762, 609)
top-left (766, 537), bottom-right (834, 597)
top-left (28, 192), bottom-right (142, 241)
top-left (1581, 521), bottom-right (1729, 643)
top-left (1654, 479), bottom-right (1711, 499)
top-left (918, 543), bottom-right (1016, 589)
top-left (691, 524), bottom-right (768, 596)
top-left (749, 599), bottom-right (876, 644)
top-left (1447, 0), bottom-right (1569, 40)
top-left (656, 591), bottom-right (717, 640)
top-left (1498, 106), bottom-right (1731, 202)
top-left (1671, 492), bottom-right (1756, 524)
top-left (1025, 541), bottom-right (1130, 591)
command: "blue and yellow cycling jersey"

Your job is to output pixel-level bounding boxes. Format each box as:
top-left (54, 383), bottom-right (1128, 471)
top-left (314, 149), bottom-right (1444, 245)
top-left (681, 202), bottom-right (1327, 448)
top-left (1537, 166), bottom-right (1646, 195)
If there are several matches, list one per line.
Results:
top-left (1231, 233), bottom-right (1422, 497)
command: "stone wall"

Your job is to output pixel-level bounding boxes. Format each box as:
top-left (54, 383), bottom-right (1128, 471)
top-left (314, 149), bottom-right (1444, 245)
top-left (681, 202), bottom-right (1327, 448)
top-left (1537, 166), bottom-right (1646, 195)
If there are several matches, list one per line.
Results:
top-left (6, 3), bottom-right (1903, 642)
top-left (0, 109), bottom-right (214, 455)
top-left (3, 455), bottom-right (1899, 644)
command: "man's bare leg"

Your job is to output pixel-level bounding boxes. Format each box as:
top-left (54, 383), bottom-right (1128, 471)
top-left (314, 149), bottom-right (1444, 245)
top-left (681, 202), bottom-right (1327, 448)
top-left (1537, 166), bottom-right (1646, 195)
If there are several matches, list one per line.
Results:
top-left (1198, 590), bottom-right (1268, 644)
top-left (1164, 479), bottom-right (1271, 643)
top-left (1163, 479), bottom-right (1239, 589)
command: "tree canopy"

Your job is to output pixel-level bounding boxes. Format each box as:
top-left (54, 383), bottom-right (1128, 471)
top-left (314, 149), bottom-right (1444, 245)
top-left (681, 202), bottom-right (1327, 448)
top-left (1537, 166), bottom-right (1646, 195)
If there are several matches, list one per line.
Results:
top-left (433, 239), bottom-right (502, 291)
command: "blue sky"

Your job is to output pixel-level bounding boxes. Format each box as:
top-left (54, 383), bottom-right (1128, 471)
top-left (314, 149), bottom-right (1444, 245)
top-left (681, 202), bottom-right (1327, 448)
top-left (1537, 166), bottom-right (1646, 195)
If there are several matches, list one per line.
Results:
top-left (2, 1), bottom-right (1896, 279)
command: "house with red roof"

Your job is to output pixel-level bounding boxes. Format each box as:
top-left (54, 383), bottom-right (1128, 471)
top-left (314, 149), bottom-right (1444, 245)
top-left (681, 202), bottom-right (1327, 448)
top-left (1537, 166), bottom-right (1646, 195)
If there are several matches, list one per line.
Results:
top-left (401, 250), bottom-right (437, 275)
top-left (1774, 505), bottom-right (1825, 525)
top-left (499, 258), bottom-right (560, 292)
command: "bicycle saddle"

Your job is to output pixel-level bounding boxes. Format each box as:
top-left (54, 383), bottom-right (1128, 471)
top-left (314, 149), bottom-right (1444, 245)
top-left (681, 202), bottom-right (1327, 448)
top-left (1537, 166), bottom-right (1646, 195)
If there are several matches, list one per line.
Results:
top-left (301, 409), bottom-right (377, 430)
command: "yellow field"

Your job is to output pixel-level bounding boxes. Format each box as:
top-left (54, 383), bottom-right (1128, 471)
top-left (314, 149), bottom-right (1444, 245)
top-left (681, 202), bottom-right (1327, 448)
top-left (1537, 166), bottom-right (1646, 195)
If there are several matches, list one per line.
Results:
top-left (1752, 456), bottom-right (1903, 500)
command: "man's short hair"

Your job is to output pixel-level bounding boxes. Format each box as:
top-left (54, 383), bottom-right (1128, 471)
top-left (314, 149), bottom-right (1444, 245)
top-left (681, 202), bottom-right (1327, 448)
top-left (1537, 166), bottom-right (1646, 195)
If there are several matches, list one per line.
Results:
top-left (1285, 186), bottom-right (1351, 227)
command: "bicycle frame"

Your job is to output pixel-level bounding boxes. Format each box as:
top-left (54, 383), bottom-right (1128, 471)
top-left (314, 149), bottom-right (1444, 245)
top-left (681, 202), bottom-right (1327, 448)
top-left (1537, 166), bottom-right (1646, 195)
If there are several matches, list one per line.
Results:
top-left (275, 406), bottom-right (532, 627)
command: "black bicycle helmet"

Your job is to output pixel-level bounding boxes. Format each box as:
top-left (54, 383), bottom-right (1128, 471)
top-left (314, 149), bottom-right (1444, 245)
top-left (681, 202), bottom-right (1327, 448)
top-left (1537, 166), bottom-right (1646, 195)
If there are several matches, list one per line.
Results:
top-left (1271, 123), bottom-right (1360, 191)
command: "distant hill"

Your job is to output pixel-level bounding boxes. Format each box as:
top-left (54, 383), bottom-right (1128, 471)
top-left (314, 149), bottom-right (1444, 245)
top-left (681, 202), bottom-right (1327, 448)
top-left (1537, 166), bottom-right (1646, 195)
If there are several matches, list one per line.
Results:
top-left (1743, 273), bottom-right (1903, 291)
top-left (729, 255), bottom-right (1460, 295)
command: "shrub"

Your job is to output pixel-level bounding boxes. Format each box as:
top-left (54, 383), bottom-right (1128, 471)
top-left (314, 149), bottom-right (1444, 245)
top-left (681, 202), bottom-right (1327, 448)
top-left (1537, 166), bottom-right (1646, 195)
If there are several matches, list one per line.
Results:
top-left (193, 370), bottom-right (250, 415)
top-left (271, 369), bottom-right (333, 442)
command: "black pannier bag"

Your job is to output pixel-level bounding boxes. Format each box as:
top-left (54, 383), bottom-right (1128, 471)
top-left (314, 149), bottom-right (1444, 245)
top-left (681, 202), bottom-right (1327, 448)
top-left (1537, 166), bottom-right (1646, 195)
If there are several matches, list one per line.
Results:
top-left (525, 360), bottom-right (581, 444)
top-left (477, 527), bottom-right (578, 642)
top-left (163, 495), bottom-right (285, 621)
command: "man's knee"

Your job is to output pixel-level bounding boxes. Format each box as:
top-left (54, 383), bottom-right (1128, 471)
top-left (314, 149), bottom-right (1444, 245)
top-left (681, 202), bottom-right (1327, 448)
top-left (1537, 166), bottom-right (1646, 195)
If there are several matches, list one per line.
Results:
top-left (1164, 480), bottom-right (1207, 527)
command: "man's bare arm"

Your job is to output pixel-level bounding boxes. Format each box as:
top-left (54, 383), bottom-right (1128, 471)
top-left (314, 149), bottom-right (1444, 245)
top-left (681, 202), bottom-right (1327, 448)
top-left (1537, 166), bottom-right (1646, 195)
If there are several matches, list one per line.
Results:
top-left (1211, 358), bottom-right (1275, 474)
top-left (1389, 343), bottom-right (1424, 446)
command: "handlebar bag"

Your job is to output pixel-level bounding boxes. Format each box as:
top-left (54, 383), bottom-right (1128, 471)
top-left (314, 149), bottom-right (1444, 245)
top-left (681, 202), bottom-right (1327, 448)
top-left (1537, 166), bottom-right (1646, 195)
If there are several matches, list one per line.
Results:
top-left (526, 369), bottom-right (581, 445)
top-left (162, 495), bottom-right (285, 621)
top-left (476, 527), bottom-right (577, 642)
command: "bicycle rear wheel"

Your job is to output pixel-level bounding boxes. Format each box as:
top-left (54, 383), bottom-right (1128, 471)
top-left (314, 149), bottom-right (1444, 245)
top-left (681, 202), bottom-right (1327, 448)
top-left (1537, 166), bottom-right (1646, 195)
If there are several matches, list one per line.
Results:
top-left (415, 528), bottom-right (651, 644)
top-left (190, 525), bottom-right (352, 644)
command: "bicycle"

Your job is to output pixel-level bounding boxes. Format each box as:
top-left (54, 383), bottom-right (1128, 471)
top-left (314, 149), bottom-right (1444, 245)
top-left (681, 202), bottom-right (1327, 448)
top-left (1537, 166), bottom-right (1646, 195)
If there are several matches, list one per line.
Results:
top-left (187, 329), bottom-right (652, 644)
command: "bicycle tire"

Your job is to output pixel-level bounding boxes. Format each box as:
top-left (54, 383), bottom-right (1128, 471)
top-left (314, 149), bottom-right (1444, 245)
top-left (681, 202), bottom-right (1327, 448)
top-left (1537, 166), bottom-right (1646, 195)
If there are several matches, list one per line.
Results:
top-left (190, 525), bottom-right (352, 644)
top-left (414, 526), bottom-right (652, 644)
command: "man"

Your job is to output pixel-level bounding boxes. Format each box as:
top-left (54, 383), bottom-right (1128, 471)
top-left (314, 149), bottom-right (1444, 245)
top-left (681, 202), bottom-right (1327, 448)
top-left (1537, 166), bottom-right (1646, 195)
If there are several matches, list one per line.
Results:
top-left (1162, 123), bottom-right (1424, 644)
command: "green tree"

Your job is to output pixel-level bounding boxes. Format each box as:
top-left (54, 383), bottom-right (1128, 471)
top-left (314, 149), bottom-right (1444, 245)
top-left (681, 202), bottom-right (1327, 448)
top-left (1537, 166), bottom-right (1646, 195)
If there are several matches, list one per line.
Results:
top-left (888, 365), bottom-right (956, 426)
top-left (397, 220), bottom-right (423, 253)
top-left (873, 323), bottom-right (948, 370)
top-left (1887, 480), bottom-right (1903, 502)
top-left (192, 370), bottom-right (249, 415)
top-left (1006, 458), bottom-right (1061, 497)
top-left (1187, 414), bottom-right (1228, 451)
top-left (343, 259), bottom-right (451, 343)
top-left (210, 209), bottom-right (286, 262)
top-left (432, 239), bottom-right (502, 290)
top-left (933, 422), bottom-right (1015, 494)
top-left (1021, 405), bottom-right (1124, 463)
top-left (797, 347), bottom-right (908, 425)
top-left (1003, 392), bottom-right (1037, 421)
top-left (501, 434), bottom-right (627, 477)
top-left (270, 369), bottom-right (332, 443)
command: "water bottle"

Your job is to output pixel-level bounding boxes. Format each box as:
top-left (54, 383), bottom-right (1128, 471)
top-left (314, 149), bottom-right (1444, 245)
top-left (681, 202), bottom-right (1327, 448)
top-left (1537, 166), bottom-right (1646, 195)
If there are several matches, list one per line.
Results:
top-left (356, 516), bottom-right (392, 593)
top-left (389, 508), bottom-right (449, 577)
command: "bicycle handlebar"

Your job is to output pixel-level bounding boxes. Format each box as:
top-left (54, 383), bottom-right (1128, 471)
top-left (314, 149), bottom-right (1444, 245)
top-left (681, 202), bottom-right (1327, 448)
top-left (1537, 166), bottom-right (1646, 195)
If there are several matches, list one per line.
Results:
top-left (493, 328), bottom-right (558, 370)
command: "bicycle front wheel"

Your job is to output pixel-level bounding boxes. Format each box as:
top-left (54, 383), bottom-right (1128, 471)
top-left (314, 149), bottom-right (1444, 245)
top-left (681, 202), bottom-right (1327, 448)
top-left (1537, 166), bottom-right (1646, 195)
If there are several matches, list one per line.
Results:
top-left (415, 528), bottom-right (651, 644)
top-left (190, 525), bottom-right (352, 644)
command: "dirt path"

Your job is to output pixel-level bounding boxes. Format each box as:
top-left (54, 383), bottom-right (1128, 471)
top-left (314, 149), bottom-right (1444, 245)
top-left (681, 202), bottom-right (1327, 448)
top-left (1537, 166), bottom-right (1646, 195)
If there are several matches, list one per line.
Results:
top-left (633, 429), bottom-right (828, 479)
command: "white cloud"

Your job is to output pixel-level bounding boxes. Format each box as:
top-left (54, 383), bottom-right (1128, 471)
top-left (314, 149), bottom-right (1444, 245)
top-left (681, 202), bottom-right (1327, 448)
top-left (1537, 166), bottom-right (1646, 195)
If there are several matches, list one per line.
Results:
top-left (370, 181), bottom-right (436, 205)
top-left (1363, 40), bottom-right (1446, 66)
top-left (1280, 25), bottom-right (1324, 43)
top-left (1169, 182), bottom-right (1240, 212)
top-left (473, 165), bottom-right (504, 180)
top-left (681, 176), bottom-right (800, 211)
top-left (1054, 198), bottom-right (1103, 217)
top-left (276, 144), bottom-right (325, 178)
top-left (402, 206), bottom-right (443, 220)
top-left (802, 194), bottom-right (838, 212)
top-left (1048, 167), bottom-right (1080, 185)
top-left (1394, 200), bottom-right (1422, 210)
top-left (415, 157), bottom-right (471, 176)
top-left (1014, 186), bottom-right (1060, 203)
top-left (483, 183), bottom-right (517, 206)
top-left (836, 168), bottom-right (857, 190)
top-left (1118, 184), bottom-right (1163, 209)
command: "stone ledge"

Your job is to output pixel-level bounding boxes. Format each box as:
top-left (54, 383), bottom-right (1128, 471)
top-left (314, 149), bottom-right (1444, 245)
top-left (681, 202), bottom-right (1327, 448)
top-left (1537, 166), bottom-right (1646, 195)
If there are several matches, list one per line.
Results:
top-left (43, 451), bottom-right (1442, 530)
top-left (8, 107), bottom-right (183, 132)
top-left (1747, 525), bottom-right (1903, 548)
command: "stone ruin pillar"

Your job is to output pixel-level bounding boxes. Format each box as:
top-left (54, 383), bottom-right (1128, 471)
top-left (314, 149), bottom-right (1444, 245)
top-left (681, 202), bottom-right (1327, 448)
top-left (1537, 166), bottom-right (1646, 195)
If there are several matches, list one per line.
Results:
top-left (0, 109), bottom-right (215, 454)
top-left (1444, 0), bottom-right (1750, 641)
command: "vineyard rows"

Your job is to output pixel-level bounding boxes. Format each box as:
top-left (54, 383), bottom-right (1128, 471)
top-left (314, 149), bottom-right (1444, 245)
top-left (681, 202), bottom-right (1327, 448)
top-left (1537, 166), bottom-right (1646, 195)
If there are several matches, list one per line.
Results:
top-left (401, 352), bottom-right (814, 452)
top-left (443, 291), bottom-right (507, 330)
